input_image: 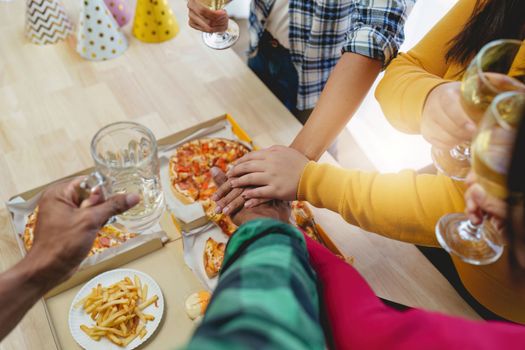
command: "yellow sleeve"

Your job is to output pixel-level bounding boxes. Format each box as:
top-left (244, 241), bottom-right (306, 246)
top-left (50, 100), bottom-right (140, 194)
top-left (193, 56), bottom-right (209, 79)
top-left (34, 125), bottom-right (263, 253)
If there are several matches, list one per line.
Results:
top-left (374, 0), bottom-right (477, 134)
top-left (297, 162), bottom-right (466, 246)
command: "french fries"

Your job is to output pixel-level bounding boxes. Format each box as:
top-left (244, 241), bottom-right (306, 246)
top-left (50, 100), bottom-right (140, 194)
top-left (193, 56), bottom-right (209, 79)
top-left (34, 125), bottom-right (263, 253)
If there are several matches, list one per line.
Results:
top-left (76, 275), bottom-right (159, 347)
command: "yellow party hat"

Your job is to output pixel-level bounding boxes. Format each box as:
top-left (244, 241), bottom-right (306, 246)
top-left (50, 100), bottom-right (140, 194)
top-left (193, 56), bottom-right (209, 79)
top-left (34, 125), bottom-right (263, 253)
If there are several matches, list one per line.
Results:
top-left (132, 0), bottom-right (179, 43)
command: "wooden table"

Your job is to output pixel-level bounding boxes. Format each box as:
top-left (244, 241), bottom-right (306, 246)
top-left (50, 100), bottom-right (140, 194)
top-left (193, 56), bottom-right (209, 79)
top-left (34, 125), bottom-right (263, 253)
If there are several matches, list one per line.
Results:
top-left (0, 0), bottom-right (479, 348)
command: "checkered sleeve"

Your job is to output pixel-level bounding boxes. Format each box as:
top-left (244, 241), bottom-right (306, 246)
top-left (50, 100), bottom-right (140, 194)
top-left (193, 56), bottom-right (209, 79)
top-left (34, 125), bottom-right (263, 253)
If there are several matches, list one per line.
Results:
top-left (183, 218), bottom-right (325, 350)
top-left (344, 0), bottom-right (415, 66)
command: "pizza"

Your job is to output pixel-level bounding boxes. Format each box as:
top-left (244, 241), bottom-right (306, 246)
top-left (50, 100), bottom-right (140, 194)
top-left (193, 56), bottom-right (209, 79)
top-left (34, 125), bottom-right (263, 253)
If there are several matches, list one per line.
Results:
top-left (21, 206), bottom-right (137, 256)
top-left (201, 199), bottom-right (238, 236)
top-left (169, 138), bottom-right (250, 203)
top-left (203, 237), bottom-right (225, 278)
top-left (292, 201), bottom-right (319, 242)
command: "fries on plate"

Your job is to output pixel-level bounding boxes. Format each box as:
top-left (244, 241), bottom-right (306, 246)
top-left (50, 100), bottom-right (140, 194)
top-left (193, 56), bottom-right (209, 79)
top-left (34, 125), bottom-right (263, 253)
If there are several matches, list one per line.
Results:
top-left (75, 275), bottom-right (159, 347)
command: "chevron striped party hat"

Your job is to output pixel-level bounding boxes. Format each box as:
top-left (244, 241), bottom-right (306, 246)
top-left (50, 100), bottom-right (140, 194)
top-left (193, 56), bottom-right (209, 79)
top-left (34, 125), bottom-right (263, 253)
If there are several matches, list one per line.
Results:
top-left (25, 0), bottom-right (73, 45)
top-left (103, 0), bottom-right (132, 27)
top-left (76, 0), bottom-right (128, 61)
top-left (132, 0), bottom-right (179, 43)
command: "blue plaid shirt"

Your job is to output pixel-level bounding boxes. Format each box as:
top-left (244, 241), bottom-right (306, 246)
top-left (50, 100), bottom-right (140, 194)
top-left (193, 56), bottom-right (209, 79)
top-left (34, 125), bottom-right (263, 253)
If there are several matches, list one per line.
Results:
top-left (249, 0), bottom-right (415, 110)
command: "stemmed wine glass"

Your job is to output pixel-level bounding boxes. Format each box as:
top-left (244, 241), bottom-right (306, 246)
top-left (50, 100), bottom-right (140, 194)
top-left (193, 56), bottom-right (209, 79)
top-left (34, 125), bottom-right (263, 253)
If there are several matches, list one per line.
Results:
top-left (436, 91), bottom-right (525, 265)
top-left (431, 39), bottom-right (525, 181)
top-left (199, 0), bottom-right (239, 50)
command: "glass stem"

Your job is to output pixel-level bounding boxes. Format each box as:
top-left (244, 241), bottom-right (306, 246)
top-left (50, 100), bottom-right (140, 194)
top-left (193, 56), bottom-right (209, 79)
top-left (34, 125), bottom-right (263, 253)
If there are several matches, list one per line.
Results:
top-left (459, 219), bottom-right (483, 241)
top-left (449, 142), bottom-right (471, 161)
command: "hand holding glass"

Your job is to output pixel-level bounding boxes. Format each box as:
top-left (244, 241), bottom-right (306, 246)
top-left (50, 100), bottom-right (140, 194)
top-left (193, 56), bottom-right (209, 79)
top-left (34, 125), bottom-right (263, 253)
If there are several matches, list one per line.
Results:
top-left (431, 39), bottom-right (525, 180)
top-left (199, 0), bottom-right (239, 50)
top-left (436, 91), bottom-right (525, 265)
top-left (81, 122), bottom-right (165, 232)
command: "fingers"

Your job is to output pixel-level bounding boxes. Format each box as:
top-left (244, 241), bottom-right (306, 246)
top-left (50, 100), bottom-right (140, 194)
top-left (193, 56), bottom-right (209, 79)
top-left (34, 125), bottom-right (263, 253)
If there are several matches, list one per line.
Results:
top-left (243, 186), bottom-right (275, 201)
top-left (465, 184), bottom-right (507, 224)
top-left (244, 197), bottom-right (270, 208)
top-left (231, 173), bottom-right (270, 188)
top-left (231, 151), bottom-right (267, 168)
top-left (441, 101), bottom-right (477, 139)
top-left (211, 167), bottom-right (227, 187)
top-left (210, 167), bottom-right (234, 202)
top-left (87, 194), bottom-right (140, 228)
top-left (222, 194), bottom-right (246, 215)
top-left (227, 160), bottom-right (267, 178)
top-left (485, 72), bottom-right (525, 92)
top-left (187, 0), bottom-right (228, 32)
top-left (62, 177), bottom-right (84, 205)
top-left (215, 187), bottom-right (244, 213)
top-left (188, 9), bottom-right (228, 32)
top-left (80, 186), bottom-right (104, 209)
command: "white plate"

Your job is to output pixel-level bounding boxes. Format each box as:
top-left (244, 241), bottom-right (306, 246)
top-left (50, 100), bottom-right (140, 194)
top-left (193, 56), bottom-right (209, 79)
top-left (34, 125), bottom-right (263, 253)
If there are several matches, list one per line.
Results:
top-left (69, 269), bottom-right (164, 350)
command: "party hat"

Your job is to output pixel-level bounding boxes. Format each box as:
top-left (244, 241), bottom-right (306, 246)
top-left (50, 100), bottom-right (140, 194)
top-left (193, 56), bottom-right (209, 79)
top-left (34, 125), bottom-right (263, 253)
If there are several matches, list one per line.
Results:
top-left (103, 0), bottom-right (132, 27)
top-left (25, 0), bottom-right (73, 45)
top-left (133, 0), bottom-right (179, 43)
top-left (76, 0), bottom-right (128, 61)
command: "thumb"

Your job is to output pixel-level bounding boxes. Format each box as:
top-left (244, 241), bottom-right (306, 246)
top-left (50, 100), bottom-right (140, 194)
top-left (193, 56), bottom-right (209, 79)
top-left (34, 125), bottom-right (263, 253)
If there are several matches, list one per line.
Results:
top-left (211, 167), bottom-right (227, 187)
top-left (87, 193), bottom-right (141, 227)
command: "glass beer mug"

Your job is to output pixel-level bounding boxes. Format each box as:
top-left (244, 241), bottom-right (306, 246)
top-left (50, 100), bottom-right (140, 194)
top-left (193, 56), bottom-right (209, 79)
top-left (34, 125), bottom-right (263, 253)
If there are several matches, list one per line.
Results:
top-left (81, 122), bottom-right (165, 232)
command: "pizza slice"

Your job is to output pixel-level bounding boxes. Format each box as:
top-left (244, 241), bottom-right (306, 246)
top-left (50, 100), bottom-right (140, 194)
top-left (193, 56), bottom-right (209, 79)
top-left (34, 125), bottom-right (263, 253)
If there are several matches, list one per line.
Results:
top-left (203, 237), bottom-right (225, 278)
top-left (201, 199), bottom-right (238, 236)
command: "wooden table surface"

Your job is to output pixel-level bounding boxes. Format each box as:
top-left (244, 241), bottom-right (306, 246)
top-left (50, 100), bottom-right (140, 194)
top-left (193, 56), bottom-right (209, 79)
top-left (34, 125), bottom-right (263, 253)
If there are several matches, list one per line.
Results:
top-left (0, 0), bottom-right (479, 348)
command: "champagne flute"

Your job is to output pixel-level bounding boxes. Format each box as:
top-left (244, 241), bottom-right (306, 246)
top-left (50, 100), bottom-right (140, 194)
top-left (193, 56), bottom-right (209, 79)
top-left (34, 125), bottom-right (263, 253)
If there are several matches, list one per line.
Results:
top-left (431, 39), bottom-right (525, 181)
top-left (199, 0), bottom-right (239, 50)
top-left (436, 91), bottom-right (525, 265)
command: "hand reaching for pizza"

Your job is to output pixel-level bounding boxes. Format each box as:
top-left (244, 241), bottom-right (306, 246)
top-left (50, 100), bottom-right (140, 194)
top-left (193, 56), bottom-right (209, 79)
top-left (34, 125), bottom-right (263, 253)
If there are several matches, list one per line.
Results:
top-left (211, 167), bottom-right (290, 225)
top-left (28, 179), bottom-right (140, 290)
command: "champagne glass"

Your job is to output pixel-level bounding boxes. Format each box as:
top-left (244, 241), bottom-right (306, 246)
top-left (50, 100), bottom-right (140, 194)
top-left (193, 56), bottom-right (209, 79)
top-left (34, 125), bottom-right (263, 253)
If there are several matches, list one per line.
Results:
top-left (436, 91), bottom-right (525, 265)
top-left (199, 0), bottom-right (239, 50)
top-left (431, 39), bottom-right (525, 181)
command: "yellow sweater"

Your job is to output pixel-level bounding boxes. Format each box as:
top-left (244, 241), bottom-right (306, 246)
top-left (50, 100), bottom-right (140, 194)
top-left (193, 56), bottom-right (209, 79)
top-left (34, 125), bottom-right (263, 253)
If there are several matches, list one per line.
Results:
top-left (299, 0), bottom-right (525, 323)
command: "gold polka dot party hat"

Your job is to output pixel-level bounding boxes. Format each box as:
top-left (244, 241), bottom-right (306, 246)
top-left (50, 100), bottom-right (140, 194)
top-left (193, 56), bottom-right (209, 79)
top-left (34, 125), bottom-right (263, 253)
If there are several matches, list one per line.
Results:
top-left (76, 0), bottom-right (128, 61)
top-left (133, 0), bottom-right (179, 43)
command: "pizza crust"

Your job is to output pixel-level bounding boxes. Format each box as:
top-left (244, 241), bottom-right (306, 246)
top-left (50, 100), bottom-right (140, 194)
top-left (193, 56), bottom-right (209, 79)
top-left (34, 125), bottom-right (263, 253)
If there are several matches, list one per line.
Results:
top-left (203, 237), bottom-right (225, 278)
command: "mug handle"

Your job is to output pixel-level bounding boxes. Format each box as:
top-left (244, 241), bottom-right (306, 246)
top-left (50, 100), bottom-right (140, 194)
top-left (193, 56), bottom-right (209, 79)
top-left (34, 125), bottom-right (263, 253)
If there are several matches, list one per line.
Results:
top-left (78, 172), bottom-right (109, 202)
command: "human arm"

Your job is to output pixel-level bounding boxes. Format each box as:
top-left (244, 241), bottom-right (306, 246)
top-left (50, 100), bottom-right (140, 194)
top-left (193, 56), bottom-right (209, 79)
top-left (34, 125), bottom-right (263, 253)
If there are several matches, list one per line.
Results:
top-left (290, 54), bottom-right (381, 160)
top-left (298, 161), bottom-right (466, 246)
top-left (183, 170), bottom-right (325, 349)
top-left (0, 181), bottom-right (139, 340)
top-left (291, 0), bottom-right (414, 160)
top-left (214, 146), bottom-right (465, 246)
top-left (306, 234), bottom-right (525, 350)
top-left (375, 0), bottom-right (478, 145)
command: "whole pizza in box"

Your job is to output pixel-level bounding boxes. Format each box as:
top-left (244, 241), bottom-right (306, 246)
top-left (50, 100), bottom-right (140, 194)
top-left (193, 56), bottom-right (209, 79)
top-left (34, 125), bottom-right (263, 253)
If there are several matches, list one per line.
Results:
top-left (168, 138), bottom-right (250, 204)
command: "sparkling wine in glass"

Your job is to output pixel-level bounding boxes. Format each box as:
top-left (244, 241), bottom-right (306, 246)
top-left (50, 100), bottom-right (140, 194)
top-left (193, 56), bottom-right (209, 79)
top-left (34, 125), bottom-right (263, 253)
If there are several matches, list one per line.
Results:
top-left (436, 91), bottom-right (525, 265)
top-left (431, 39), bottom-right (525, 181)
top-left (199, 0), bottom-right (239, 50)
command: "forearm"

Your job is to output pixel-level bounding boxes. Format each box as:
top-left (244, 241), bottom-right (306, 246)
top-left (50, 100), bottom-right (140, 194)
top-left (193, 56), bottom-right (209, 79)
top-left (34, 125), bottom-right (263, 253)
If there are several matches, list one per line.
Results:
top-left (185, 219), bottom-right (325, 349)
top-left (291, 53), bottom-right (381, 161)
top-left (306, 236), bottom-right (525, 350)
top-left (298, 162), bottom-right (466, 246)
top-left (0, 258), bottom-right (48, 340)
